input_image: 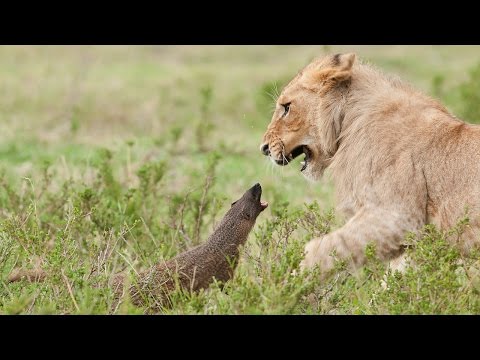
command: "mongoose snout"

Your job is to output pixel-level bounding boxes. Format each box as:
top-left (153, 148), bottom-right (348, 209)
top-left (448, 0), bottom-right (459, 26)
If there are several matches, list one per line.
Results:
top-left (232, 182), bottom-right (269, 215)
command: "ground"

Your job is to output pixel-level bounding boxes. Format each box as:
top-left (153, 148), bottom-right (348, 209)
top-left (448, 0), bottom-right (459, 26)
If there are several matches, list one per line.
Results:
top-left (1, 45), bottom-right (480, 314)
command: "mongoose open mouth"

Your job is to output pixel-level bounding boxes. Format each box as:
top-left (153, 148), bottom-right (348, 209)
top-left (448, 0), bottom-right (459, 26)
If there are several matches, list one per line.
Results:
top-left (250, 183), bottom-right (268, 210)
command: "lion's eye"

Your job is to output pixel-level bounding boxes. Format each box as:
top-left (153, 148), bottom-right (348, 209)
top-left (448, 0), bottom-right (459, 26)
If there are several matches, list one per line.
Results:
top-left (281, 103), bottom-right (291, 117)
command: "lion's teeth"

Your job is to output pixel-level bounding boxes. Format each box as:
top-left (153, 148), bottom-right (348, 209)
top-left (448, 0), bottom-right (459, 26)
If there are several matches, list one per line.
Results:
top-left (288, 154), bottom-right (293, 160)
top-left (300, 161), bottom-right (306, 166)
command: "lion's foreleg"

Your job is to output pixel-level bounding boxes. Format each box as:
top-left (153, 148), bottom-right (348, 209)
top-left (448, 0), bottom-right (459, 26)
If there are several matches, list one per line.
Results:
top-left (299, 207), bottom-right (422, 277)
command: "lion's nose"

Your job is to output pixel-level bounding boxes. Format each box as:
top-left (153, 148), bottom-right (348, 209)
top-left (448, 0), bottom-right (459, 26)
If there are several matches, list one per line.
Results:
top-left (260, 143), bottom-right (270, 156)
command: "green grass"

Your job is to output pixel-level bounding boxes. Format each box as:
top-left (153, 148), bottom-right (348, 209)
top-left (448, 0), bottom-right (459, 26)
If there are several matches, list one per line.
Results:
top-left (1, 45), bottom-right (480, 314)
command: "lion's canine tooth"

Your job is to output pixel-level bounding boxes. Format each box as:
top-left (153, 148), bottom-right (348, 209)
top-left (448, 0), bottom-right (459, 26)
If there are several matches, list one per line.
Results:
top-left (300, 161), bottom-right (306, 166)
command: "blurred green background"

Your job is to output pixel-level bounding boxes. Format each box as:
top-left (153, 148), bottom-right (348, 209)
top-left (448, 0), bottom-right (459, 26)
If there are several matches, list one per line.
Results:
top-left (2, 46), bottom-right (480, 206)
top-left (1, 45), bottom-right (480, 209)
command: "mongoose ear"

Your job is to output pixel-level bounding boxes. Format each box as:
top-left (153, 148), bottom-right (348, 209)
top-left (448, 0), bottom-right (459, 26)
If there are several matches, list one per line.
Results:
top-left (242, 211), bottom-right (252, 220)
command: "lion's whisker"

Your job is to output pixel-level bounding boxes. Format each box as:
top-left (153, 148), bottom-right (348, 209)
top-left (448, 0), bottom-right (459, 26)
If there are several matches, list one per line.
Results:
top-left (265, 157), bottom-right (274, 178)
top-left (273, 82), bottom-right (280, 100)
top-left (264, 156), bottom-right (274, 179)
top-left (266, 90), bottom-right (277, 103)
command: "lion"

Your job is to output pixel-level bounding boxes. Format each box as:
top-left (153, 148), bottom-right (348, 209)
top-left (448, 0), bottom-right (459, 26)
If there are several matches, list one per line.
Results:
top-left (260, 52), bottom-right (480, 278)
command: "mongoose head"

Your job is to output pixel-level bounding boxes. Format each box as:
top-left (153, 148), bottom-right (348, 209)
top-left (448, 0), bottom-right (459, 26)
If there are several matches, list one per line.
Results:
top-left (229, 183), bottom-right (268, 223)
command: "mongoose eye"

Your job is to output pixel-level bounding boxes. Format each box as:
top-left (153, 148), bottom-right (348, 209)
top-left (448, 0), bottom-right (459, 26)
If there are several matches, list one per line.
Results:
top-left (281, 102), bottom-right (291, 117)
top-left (231, 200), bottom-right (238, 207)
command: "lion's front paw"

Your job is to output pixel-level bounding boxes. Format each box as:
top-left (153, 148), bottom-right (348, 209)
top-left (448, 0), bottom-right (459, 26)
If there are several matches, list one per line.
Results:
top-left (299, 238), bottom-right (323, 272)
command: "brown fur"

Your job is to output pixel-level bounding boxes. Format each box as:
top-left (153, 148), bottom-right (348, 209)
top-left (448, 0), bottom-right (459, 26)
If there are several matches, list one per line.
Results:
top-left (260, 53), bottom-right (480, 278)
top-left (7, 268), bottom-right (47, 283)
top-left (111, 183), bottom-right (267, 312)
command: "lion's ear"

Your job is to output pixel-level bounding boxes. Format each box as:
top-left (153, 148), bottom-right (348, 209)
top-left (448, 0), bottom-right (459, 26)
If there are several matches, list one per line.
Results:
top-left (332, 53), bottom-right (356, 70)
top-left (306, 53), bottom-right (356, 89)
top-left (329, 53), bottom-right (356, 82)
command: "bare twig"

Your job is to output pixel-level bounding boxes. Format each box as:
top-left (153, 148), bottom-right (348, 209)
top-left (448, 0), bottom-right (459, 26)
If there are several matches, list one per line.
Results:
top-left (61, 269), bottom-right (80, 312)
top-left (27, 290), bottom-right (41, 314)
top-left (194, 174), bottom-right (213, 244)
top-left (173, 189), bottom-right (194, 243)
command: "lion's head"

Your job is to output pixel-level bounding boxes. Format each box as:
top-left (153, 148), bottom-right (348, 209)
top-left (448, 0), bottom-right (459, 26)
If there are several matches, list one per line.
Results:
top-left (260, 53), bottom-right (356, 181)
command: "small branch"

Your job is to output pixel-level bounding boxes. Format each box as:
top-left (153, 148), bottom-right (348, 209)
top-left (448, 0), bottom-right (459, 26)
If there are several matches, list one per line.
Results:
top-left (170, 189), bottom-right (194, 245)
top-left (61, 269), bottom-right (80, 312)
top-left (194, 175), bottom-right (213, 244)
top-left (27, 290), bottom-right (41, 314)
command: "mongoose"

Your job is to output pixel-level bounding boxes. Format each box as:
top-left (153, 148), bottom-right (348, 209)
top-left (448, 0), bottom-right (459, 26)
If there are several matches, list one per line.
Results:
top-left (8, 183), bottom-right (268, 312)
top-left (7, 268), bottom-right (47, 283)
top-left (112, 183), bottom-right (268, 311)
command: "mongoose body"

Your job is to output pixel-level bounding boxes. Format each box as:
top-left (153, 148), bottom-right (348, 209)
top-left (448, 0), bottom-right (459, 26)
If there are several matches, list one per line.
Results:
top-left (113, 183), bottom-right (268, 310)
top-left (8, 268), bottom-right (46, 283)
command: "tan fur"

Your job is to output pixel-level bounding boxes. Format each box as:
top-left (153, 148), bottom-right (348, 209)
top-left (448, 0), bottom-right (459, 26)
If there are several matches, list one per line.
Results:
top-left (7, 268), bottom-right (47, 283)
top-left (261, 53), bottom-right (480, 278)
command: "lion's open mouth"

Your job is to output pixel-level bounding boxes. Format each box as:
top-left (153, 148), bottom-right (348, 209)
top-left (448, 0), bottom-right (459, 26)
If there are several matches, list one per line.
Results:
top-left (274, 145), bottom-right (312, 172)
